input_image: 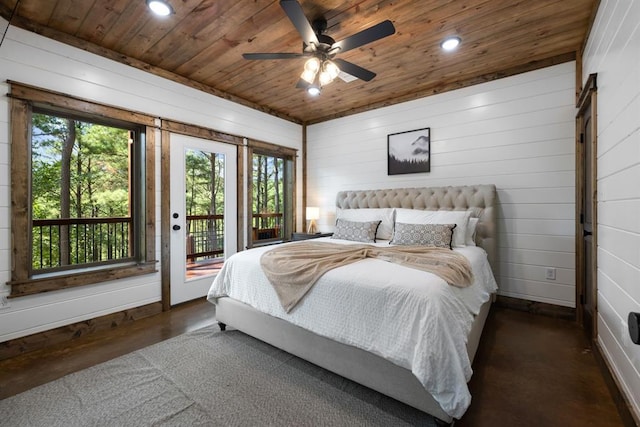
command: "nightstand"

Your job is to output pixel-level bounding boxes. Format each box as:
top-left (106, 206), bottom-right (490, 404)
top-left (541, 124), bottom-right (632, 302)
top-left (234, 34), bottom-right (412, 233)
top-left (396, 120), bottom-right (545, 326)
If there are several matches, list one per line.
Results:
top-left (291, 232), bottom-right (333, 241)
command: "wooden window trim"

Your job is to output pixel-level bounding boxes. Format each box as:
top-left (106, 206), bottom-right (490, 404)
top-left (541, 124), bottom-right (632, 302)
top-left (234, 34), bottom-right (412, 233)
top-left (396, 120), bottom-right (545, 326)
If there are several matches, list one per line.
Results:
top-left (7, 82), bottom-right (157, 298)
top-left (160, 119), bottom-right (244, 146)
top-left (247, 138), bottom-right (297, 158)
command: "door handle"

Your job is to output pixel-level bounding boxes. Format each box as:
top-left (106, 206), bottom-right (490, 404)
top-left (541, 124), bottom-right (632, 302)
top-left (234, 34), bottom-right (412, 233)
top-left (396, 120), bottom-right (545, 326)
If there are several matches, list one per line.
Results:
top-left (173, 224), bottom-right (181, 231)
top-left (583, 229), bottom-right (592, 237)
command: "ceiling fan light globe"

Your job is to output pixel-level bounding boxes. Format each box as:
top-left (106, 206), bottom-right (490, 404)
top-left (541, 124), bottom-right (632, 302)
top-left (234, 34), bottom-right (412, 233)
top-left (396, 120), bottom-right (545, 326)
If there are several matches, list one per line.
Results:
top-left (324, 60), bottom-right (340, 79)
top-left (301, 69), bottom-right (317, 84)
top-left (307, 85), bottom-right (321, 96)
top-left (319, 70), bottom-right (333, 86)
top-left (146, 0), bottom-right (173, 16)
top-left (304, 57), bottom-right (321, 72)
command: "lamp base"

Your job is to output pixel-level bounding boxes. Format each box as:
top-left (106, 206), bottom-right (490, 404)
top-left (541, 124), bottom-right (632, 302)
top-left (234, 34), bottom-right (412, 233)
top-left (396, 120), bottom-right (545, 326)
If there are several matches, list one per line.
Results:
top-left (307, 220), bottom-right (317, 234)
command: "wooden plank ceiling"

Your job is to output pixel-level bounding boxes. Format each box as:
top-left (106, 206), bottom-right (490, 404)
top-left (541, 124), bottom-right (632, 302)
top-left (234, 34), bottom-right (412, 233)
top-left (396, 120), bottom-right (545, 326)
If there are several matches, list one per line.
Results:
top-left (0, 0), bottom-right (597, 124)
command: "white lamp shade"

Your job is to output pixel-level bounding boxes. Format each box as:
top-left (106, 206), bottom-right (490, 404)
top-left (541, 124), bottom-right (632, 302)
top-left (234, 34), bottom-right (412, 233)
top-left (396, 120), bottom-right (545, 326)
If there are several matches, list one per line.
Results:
top-left (306, 207), bottom-right (320, 220)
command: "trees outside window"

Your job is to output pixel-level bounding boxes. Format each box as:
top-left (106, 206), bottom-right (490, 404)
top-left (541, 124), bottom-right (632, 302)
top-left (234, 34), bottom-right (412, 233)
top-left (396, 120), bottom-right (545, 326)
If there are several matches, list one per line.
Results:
top-left (31, 111), bottom-right (135, 271)
top-left (184, 149), bottom-right (226, 262)
top-left (249, 144), bottom-right (295, 246)
top-left (252, 153), bottom-right (284, 241)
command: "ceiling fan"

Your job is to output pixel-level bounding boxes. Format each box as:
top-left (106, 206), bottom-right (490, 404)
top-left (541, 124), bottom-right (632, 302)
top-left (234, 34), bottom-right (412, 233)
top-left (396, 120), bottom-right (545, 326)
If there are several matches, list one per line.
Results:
top-left (243, 0), bottom-right (396, 95)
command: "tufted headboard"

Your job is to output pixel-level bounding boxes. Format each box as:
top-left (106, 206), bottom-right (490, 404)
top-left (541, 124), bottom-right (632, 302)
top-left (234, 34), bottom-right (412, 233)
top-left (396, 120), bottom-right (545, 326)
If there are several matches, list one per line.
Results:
top-left (335, 185), bottom-right (498, 273)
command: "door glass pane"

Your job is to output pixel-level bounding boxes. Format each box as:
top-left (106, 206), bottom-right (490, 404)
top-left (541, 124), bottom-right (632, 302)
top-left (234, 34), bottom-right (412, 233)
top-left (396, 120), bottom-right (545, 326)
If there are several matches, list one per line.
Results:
top-left (184, 149), bottom-right (225, 280)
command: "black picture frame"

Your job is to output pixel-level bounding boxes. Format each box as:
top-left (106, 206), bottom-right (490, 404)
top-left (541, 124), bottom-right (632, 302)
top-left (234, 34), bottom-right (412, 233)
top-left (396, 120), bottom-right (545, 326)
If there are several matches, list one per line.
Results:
top-left (387, 127), bottom-right (431, 175)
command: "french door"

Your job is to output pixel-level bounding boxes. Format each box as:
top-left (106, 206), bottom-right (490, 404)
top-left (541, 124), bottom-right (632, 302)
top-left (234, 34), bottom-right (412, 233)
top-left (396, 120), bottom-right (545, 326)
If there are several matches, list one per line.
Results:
top-left (169, 133), bottom-right (237, 305)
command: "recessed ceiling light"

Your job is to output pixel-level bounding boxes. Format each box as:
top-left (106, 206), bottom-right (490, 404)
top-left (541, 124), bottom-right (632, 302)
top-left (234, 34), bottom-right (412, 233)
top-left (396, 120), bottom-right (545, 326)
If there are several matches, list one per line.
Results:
top-left (441, 36), bottom-right (461, 51)
top-left (146, 0), bottom-right (174, 16)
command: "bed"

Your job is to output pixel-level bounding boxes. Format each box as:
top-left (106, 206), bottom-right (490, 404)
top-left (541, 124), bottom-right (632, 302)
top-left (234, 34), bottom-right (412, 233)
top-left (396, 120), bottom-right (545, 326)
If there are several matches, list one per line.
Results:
top-left (207, 184), bottom-right (498, 424)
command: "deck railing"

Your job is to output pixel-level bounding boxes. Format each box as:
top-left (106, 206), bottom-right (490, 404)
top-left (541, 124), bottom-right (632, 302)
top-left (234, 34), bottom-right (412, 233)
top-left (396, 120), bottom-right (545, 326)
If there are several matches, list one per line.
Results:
top-left (251, 212), bottom-right (283, 242)
top-left (32, 211), bottom-right (286, 269)
top-left (186, 214), bottom-right (224, 261)
top-left (32, 217), bottom-right (133, 270)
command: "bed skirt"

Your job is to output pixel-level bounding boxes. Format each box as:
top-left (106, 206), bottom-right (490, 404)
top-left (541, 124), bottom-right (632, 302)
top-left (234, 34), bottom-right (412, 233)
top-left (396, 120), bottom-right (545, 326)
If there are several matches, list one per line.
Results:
top-left (214, 295), bottom-right (493, 423)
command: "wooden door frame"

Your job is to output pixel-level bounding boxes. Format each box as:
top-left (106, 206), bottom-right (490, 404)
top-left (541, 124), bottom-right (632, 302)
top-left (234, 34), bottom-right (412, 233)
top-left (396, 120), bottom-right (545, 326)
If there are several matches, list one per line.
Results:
top-left (575, 73), bottom-right (598, 337)
top-left (160, 120), bottom-right (244, 311)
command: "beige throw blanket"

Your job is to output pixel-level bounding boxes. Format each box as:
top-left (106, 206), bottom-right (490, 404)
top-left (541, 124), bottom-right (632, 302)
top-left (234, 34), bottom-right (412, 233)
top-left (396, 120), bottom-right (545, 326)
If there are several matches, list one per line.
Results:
top-left (260, 241), bottom-right (474, 313)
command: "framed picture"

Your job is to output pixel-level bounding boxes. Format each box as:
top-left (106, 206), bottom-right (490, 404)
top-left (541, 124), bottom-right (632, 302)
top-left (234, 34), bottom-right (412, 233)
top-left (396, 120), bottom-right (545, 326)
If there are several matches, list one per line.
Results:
top-left (387, 127), bottom-right (430, 175)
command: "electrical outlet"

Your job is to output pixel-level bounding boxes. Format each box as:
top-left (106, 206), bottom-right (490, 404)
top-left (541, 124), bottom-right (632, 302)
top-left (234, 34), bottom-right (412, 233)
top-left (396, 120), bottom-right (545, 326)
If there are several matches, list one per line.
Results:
top-left (0, 295), bottom-right (10, 310)
top-left (545, 267), bottom-right (556, 280)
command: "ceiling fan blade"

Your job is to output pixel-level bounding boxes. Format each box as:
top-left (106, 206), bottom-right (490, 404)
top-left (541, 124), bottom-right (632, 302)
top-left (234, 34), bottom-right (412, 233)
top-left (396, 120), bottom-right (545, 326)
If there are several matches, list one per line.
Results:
top-left (332, 20), bottom-right (395, 54)
top-left (280, 0), bottom-right (320, 47)
top-left (333, 58), bottom-right (376, 82)
top-left (243, 53), bottom-right (305, 60)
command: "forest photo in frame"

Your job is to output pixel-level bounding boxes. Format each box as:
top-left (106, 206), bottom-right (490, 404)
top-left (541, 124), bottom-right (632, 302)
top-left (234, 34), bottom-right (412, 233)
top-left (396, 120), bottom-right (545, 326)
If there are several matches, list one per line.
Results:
top-left (387, 127), bottom-right (430, 175)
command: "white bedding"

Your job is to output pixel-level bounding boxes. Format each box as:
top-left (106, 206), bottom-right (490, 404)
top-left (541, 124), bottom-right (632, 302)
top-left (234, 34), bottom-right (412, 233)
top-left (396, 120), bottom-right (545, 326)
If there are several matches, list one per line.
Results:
top-left (207, 237), bottom-right (498, 418)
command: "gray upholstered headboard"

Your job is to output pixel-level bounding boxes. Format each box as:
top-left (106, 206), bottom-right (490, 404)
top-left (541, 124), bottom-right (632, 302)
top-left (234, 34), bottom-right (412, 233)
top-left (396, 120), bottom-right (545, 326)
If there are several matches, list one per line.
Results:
top-left (335, 185), bottom-right (498, 273)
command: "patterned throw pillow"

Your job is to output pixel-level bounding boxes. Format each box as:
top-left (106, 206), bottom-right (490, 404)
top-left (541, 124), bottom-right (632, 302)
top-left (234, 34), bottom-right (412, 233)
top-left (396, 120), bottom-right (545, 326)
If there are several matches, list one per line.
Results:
top-left (331, 219), bottom-right (381, 243)
top-left (335, 208), bottom-right (396, 240)
top-left (391, 223), bottom-right (457, 249)
top-left (395, 209), bottom-right (471, 248)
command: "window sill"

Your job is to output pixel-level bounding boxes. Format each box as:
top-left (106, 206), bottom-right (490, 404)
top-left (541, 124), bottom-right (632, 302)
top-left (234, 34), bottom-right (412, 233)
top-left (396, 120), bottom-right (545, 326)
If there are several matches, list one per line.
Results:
top-left (8, 261), bottom-right (158, 298)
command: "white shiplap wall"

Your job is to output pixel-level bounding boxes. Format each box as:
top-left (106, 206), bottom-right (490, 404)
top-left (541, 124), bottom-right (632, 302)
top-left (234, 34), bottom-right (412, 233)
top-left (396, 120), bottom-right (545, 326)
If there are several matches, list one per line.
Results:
top-left (582, 0), bottom-right (640, 420)
top-left (307, 62), bottom-right (577, 307)
top-left (0, 23), bottom-right (302, 342)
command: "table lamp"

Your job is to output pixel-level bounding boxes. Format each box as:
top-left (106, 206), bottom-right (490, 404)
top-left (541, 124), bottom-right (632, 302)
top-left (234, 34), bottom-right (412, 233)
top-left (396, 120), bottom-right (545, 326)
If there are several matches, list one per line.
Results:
top-left (306, 207), bottom-right (320, 234)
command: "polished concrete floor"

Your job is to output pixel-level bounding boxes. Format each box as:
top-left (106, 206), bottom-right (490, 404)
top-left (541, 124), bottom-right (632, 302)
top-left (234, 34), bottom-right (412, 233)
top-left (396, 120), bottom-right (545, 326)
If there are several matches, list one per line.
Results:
top-left (459, 306), bottom-right (625, 426)
top-left (0, 299), bottom-right (628, 426)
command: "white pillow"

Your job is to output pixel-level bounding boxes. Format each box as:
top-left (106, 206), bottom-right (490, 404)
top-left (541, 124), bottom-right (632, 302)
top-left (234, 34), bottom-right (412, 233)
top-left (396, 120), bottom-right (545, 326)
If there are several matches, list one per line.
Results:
top-left (395, 208), bottom-right (472, 248)
top-left (336, 208), bottom-right (395, 240)
top-left (466, 218), bottom-right (479, 246)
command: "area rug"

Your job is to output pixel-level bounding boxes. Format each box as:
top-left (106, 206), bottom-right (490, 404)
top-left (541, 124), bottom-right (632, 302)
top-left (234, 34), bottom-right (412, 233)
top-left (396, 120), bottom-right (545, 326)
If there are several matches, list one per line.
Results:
top-left (0, 325), bottom-right (439, 426)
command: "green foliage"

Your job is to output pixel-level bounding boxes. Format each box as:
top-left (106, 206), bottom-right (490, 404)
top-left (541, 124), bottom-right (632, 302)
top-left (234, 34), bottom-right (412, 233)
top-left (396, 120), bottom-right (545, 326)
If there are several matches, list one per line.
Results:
top-left (31, 160), bottom-right (61, 219)
top-left (31, 112), bottom-right (131, 270)
top-left (185, 149), bottom-right (225, 216)
top-left (31, 113), bottom-right (130, 219)
top-left (252, 154), bottom-right (284, 213)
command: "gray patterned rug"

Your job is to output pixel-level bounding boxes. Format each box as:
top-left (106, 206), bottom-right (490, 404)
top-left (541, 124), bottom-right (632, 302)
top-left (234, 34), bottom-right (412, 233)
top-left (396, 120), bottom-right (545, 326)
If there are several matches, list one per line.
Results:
top-left (0, 325), bottom-right (439, 426)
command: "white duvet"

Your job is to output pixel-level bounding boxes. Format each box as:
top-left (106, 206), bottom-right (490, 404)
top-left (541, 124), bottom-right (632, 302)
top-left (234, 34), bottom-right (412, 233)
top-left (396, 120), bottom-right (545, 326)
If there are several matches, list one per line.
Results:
top-left (207, 237), bottom-right (498, 419)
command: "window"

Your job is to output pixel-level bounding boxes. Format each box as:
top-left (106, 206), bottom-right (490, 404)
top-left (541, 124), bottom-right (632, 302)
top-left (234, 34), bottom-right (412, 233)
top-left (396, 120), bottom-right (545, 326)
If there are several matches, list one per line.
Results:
top-left (31, 111), bottom-right (141, 272)
top-left (9, 83), bottom-right (156, 297)
top-left (248, 141), bottom-right (296, 247)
